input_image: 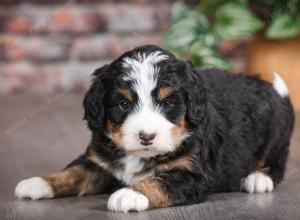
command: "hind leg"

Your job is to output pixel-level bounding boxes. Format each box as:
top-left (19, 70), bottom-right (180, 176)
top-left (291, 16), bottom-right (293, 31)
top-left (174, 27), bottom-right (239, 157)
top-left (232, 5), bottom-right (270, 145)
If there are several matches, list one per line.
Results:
top-left (267, 144), bottom-right (289, 185)
top-left (242, 143), bottom-right (289, 193)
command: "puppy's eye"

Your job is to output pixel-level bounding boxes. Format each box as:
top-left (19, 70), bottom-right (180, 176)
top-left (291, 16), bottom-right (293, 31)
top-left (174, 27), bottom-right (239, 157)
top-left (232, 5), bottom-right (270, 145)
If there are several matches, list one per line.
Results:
top-left (162, 100), bottom-right (174, 110)
top-left (119, 101), bottom-right (130, 111)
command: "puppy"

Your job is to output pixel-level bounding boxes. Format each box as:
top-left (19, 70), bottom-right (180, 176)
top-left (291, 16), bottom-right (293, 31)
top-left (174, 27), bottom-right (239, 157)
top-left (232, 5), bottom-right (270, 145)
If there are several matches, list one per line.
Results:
top-left (15, 45), bottom-right (295, 212)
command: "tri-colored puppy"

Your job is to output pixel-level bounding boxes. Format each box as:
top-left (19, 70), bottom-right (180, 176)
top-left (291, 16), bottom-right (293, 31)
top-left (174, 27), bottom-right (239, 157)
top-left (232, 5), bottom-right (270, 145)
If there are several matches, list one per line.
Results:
top-left (15, 45), bottom-right (295, 212)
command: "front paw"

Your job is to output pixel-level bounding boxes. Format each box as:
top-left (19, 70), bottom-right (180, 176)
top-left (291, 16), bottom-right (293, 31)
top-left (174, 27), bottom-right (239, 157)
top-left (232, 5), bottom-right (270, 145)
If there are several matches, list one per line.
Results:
top-left (15, 177), bottom-right (54, 200)
top-left (107, 188), bottom-right (149, 212)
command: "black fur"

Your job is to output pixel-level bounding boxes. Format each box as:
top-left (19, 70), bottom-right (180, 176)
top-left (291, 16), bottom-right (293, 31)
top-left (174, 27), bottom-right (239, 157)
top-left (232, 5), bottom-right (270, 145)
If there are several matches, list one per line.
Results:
top-left (64, 45), bottom-right (295, 207)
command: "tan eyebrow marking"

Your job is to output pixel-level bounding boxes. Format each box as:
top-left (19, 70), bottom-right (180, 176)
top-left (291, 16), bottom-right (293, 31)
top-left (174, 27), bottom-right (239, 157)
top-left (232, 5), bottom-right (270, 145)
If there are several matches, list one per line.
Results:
top-left (118, 89), bottom-right (133, 102)
top-left (157, 87), bottom-right (175, 101)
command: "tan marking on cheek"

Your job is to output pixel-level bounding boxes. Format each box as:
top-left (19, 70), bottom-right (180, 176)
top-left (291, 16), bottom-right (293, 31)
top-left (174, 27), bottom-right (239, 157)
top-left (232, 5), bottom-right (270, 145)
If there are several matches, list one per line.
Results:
top-left (107, 120), bottom-right (123, 146)
top-left (131, 177), bottom-right (171, 208)
top-left (118, 88), bottom-right (133, 102)
top-left (171, 117), bottom-right (187, 145)
top-left (157, 87), bottom-right (175, 101)
top-left (44, 166), bottom-right (91, 197)
top-left (159, 154), bottom-right (197, 172)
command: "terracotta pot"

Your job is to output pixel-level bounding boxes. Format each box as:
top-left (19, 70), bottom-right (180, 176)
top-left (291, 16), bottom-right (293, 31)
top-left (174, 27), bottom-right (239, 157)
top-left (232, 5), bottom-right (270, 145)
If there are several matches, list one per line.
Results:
top-left (246, 36), bottom-right (300, 111)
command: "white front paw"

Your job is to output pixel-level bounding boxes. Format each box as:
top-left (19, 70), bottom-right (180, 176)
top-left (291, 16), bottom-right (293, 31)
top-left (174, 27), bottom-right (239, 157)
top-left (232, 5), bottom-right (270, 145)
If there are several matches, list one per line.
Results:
top-left (15, 177), bottom-right (54, 200)
top-left (107, 188), bottom-right (149, 212)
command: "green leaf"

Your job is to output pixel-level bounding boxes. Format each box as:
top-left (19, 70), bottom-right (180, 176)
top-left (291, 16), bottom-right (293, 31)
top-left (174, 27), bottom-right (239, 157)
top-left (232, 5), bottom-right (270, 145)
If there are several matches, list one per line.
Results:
top-left (214, 3), bottom-right (263, 40)
top-left (190, 44), bottom-right (231, 70)
top-left (163, 1), bottom-right (230, 70)
top-left (266, 14), bottom-right (300, 39)
top-left (163, 2), bottom-right (212, 53)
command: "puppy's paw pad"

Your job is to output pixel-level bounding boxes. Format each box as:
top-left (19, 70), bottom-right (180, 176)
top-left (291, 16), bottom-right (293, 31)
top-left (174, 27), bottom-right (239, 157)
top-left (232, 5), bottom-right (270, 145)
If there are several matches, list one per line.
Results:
top-left (15, 177), bottom-right (54, 200)
top-left (107, 188), bottom-right (149, 212)
top-left (243, 171), bottom-right (274, 193)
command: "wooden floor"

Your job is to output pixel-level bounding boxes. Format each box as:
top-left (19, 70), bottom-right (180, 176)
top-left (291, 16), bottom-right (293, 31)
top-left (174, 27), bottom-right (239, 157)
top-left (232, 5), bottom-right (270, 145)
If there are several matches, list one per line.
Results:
top-left (0, 94), bottom-right (300, 220)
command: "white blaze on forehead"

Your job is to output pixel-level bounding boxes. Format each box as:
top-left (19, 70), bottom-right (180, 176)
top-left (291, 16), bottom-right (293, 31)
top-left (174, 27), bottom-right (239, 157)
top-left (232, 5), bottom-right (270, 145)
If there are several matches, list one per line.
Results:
top-left (120, 51), bottom-right (182, 156)
top-left (122, 51), bottom-right (168, 109)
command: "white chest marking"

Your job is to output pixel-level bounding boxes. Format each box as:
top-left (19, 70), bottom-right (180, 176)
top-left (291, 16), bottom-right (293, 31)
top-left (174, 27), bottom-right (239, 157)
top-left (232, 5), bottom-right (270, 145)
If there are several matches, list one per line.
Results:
top-left (112, 155), bottom-right (153, 185)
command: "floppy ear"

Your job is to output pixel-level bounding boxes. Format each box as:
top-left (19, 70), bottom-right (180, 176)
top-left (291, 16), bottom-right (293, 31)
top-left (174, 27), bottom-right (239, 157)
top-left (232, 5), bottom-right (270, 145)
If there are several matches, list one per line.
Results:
top-left (182, 63), bottom-right (225, 170)
top-left (83, 65), bottom-right (108, 130)
top-left (183, 62), bottom-right (209, 128)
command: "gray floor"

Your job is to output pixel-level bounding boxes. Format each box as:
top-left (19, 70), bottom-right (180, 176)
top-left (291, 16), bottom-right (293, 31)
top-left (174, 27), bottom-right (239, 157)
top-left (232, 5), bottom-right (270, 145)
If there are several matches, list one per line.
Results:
top-left (0, 94), bottom-right (300, 220)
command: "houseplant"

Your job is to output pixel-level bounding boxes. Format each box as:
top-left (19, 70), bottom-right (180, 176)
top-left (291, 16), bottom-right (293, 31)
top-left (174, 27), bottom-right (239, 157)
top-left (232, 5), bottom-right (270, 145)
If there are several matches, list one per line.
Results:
top-left (163, 0), bottom-right (300, 110)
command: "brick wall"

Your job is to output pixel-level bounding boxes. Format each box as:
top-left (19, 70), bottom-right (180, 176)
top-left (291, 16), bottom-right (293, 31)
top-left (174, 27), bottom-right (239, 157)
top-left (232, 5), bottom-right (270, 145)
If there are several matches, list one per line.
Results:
top-left (0, 0), bottom-right (172, 93)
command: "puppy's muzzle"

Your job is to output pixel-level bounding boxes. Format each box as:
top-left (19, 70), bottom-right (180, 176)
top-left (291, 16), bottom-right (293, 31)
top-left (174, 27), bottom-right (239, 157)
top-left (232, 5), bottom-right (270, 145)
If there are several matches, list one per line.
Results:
top-left (139, 131), bottom-right (156, 146)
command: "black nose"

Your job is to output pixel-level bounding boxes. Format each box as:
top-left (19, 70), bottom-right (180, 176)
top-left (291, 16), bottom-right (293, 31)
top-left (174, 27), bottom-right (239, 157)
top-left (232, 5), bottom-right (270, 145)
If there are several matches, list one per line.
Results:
top-left (139, 131), bottom-right (156, 143)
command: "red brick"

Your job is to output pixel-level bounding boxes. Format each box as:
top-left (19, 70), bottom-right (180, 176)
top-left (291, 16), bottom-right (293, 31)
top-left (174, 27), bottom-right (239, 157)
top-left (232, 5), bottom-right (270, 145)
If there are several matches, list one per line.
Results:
top-left (0, 6), bottom-right (6, 31)
top-left (0, 35), bottom-right (21, 61)
top-left (0, 0), bottom-right (22, 5)
top-left (71, 33), bottom-right (164, 61)
top-left (56, 61), bottom-right (109, 91)
top-left (71, 34), bottom-right (118, 61)
top-left (117, 34), bottom-right (163, 54)
top-left (74, 0), bottom-right (171, 3)
top-left (5, 5), bottom-right (107, 34)
top-left (29, 0), bottom-right (70, 4)
top-left (0, 0), bottom-right (172, 94)
top-left (0, 61), bottom-right (109, 93)
top-left (27, 37), bottom-right (71, 62)
top-left (0, 61), bottom-right (35, 93)
top-left (0, 35), bottom-right (71, 62)
top-left (154, 4), bottom-right (172, 31)
top-left (75, 0), bottom-right (111, 3)
top-left (112, 0), bottom-right (172, 3)
top-left (5, 17), bottom-right (28, 33)
top-left (103, 4), bottom-right (169, 33)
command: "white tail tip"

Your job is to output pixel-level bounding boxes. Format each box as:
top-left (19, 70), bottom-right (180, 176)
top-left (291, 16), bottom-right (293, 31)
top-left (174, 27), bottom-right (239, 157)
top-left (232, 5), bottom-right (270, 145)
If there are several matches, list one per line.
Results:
top-left (273, 72), bottom-right (289, 97)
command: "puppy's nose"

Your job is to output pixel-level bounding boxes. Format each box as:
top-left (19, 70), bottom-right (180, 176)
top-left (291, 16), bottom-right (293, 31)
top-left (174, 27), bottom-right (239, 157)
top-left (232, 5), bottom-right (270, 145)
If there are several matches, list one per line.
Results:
top-left (139, 131), bottom-right (155, 145)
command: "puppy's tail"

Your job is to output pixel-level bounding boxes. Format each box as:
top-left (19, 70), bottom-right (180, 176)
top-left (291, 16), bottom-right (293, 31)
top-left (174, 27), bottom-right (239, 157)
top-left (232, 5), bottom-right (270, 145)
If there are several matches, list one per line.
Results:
top-left (273, 72), bottom-right (289, 98)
